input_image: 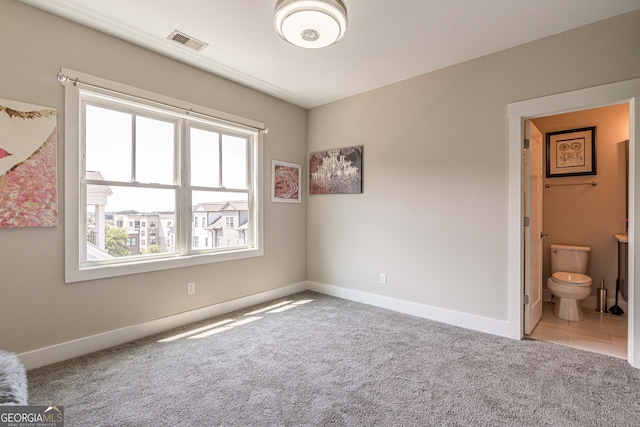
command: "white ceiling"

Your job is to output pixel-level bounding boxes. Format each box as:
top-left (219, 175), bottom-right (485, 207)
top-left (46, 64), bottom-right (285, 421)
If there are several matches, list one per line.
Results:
top-left (19, 0), bottom-right (640, 109)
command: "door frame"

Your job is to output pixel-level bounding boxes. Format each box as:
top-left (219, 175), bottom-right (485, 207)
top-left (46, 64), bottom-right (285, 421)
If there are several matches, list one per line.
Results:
top-left (507, 78), bottom-right (639, 367)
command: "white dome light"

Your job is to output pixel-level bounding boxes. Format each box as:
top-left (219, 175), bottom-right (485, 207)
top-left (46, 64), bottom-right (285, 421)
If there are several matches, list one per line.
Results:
top-left (274, 0), bottom-right (348, 49)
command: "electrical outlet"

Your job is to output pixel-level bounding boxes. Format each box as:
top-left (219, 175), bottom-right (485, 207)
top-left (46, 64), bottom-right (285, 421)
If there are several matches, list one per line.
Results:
top-left (379, 273), bottom-right (387, 285)
top-left (187, 281), bottom-right (196, 295)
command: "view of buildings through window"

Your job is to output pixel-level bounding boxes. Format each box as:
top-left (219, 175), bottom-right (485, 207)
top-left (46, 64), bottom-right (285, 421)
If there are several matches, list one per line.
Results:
top-left (86, 201), bottom-right (249, 259)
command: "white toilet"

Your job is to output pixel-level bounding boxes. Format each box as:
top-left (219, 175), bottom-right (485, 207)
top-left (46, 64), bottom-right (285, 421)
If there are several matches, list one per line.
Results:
top-left (547, 244), bottom-right (592, 321)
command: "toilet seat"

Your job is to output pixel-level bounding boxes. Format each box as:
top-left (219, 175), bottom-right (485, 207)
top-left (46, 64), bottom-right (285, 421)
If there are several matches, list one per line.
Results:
top-left (551, 271), bottom-right (592, 286)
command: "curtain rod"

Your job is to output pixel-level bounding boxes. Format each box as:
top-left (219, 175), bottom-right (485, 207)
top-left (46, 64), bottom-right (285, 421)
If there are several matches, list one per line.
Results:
top-left (545, 181), bottom-right (597, 188)
top-left (56, 72), bottom-right (268, 134)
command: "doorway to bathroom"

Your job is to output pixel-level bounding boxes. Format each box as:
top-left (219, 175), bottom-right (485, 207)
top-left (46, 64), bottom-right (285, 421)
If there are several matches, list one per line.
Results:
top-left (507, 78), bottom-right (639, 366)
top-left (526, 104), bottom-right (630, 358)
top-left (525, 104), bottom-right (630, 358)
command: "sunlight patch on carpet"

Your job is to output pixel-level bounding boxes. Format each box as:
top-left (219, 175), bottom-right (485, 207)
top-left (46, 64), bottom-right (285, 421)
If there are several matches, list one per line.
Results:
top-left (188, 317), bottom-right (263, 339)
top-left (158, 318), bottom-right (236, 342)
top-left (158, 299), bottom-right (315, 343)
top-left (245, 301), bottom-right (292, 315)
top-left (267, 299), bottom-right (314, 313)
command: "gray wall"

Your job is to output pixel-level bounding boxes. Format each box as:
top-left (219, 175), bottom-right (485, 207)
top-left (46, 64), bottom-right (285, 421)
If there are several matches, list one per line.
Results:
top-left (307, 11), bottom-right (640, 320)
top-left (0, 1), bottom-right (307, 354)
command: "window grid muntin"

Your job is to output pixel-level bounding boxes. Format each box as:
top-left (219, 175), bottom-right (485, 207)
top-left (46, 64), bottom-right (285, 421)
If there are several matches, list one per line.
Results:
top-left (79, 90), bottom-right (257, 266)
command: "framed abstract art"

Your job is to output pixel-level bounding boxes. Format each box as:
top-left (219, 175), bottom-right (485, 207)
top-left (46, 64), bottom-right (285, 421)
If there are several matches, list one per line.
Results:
top-left (272, 160), bottom-right (302, 203)
top-left (0, 98), bottom-right (58, 228)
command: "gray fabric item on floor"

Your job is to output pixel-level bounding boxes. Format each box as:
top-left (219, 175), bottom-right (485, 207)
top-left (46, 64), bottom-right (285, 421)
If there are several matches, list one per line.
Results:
top-left (0, 349), bottom-right (28, 405)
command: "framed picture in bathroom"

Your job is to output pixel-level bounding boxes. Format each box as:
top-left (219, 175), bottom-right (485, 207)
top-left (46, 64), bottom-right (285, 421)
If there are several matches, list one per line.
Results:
top-left (546, 126), bottom-right (596, 178)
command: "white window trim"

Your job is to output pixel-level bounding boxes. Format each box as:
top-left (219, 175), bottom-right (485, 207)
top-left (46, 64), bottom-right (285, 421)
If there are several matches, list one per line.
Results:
top-left (63, 68), bottom-right (264, 283)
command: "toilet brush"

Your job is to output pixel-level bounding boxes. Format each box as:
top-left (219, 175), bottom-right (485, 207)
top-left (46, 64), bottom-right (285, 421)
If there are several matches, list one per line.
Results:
top-left (609, 278), bottom-right (624, 316)
top-left (596, 279), bottom-right (607, 313)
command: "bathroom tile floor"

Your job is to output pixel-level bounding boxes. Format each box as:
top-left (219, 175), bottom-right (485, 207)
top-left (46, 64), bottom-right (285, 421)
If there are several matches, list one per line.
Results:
top-left (527, 301), bottom-right (627, 359)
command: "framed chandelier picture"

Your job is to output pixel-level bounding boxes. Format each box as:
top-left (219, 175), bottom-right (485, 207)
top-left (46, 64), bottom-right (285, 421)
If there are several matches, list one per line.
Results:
top-left (309, 145), bottom-right (362, 194)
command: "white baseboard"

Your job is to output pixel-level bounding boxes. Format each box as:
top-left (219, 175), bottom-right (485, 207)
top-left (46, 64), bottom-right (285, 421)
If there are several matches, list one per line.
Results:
top-left (306, 281), bottom-right (511, 339)
top-left (19, 282), bottom-right (306, 370)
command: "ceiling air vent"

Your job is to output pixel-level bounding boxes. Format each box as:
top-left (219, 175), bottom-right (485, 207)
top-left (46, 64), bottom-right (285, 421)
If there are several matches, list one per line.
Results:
top-left (167, 30), bottom-right (208, 52)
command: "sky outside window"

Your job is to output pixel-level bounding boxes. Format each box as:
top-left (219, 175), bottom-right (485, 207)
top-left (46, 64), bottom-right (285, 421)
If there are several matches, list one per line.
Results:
top-left (85, 105), bottom-right (248, 212)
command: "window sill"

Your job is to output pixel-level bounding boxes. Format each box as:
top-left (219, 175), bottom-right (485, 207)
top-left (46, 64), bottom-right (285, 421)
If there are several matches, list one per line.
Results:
top-left (65, 247), bottom-right (264, 283)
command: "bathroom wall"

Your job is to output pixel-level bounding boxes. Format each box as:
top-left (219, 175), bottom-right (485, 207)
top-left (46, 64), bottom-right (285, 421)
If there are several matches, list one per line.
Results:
top-left (533, 104), bottom-right (630, 301)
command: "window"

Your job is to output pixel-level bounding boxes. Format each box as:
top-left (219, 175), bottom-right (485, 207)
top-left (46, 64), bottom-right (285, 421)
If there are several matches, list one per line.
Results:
top-left (63, 68), bottom-right (264, 282)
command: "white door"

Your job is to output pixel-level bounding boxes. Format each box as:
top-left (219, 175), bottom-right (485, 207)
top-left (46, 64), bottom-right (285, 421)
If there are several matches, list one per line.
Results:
top-left (524, 121), bottom-right (544, 334)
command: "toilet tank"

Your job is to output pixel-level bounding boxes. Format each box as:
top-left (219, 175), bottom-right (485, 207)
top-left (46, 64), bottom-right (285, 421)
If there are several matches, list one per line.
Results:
top-left (550, 244), bottom-right (591, 274)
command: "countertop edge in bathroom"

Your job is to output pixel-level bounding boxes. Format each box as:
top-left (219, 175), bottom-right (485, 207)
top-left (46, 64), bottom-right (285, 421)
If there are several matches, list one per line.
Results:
top-left (614, 233), bottom-right (628, 243)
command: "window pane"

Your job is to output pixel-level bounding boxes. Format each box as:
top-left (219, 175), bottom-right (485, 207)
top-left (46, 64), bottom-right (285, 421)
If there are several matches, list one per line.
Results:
top-left (190, 127), bottom-right (220, 187)
top-left (191, 191), bottom-right (249, 250)
top-left (136, 116), bottom-right (175, 185)
top-left (222, 135), bottom-right (247, 189)
top-left (85, 105), bottom-right (132, 182)
top-left (85, 185), bottom-right (176, 260)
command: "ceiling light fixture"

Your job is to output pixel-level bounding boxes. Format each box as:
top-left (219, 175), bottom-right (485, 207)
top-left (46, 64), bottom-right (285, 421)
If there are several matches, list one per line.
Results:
top-left (274, 0), bottom-right (348, 49)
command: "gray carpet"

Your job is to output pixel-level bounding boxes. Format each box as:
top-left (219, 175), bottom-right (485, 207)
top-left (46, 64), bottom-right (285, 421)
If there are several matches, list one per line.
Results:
top-left (28, 292), bottom-right (640, 426)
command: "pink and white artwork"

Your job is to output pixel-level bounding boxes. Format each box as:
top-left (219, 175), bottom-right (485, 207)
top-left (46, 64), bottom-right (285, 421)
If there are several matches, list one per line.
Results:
top-left (0, 98), bottom-right (58, 228)
top-left (272, 160), bottom-right (301, 203)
